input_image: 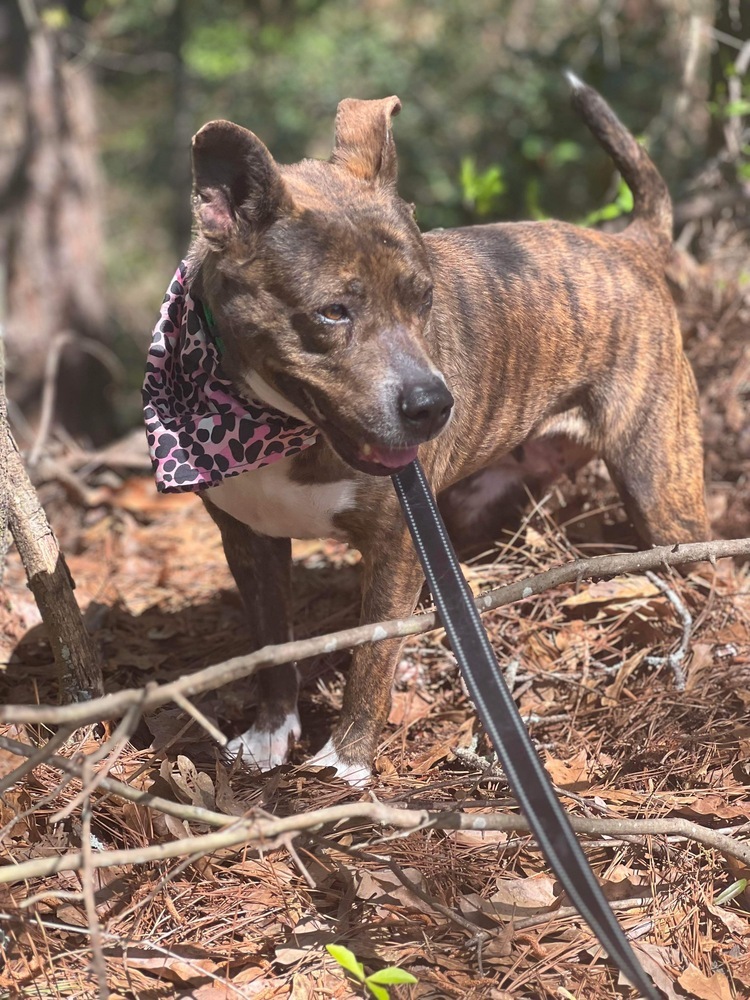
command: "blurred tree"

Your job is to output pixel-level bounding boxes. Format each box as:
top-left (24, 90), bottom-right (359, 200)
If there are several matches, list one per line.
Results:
top-left (0, 0), bottom-right (116, 444)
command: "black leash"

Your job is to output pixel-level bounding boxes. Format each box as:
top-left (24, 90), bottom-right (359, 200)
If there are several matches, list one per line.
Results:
top-left (392, 459), bottom-right (657, 999)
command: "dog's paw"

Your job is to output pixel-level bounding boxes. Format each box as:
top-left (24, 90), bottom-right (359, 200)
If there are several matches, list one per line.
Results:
top-left (307, 738), bottom-right (371, 788)
top-left (225, 711), bottom-right (301, 771)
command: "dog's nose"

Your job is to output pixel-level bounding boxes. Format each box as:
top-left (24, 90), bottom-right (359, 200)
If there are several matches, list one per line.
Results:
top-left (399, 378), bottom-right (454, 437)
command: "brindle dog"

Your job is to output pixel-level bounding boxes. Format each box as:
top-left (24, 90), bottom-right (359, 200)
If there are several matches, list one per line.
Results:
top-left (186, 77), bottom-right (708, 783)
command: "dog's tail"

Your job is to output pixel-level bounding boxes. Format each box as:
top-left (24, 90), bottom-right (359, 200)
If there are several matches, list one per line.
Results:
top-left (565, 72), bottom-right (672, 254)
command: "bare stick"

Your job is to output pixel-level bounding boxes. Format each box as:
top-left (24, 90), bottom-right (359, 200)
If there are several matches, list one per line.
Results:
top-left (6, 428), bottom-right (104, 701)
top-left (28, 331), bottom-right (125, 468)
top-left (645, 571), bottom-right (693, 690)
top-left (172, 692), bottom-right (228, 747)
top-left (1, 537), bottom-right (748, 729)
top-left (1, 797), bottom-right (748, 885)
top-left (79, 759), bottom-right (108, 1000)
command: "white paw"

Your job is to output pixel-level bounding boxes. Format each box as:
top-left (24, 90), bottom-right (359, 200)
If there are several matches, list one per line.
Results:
top-left (226, 711), bottom-right (301, 771)
top-left (307, 738), bottom-right (371, 788)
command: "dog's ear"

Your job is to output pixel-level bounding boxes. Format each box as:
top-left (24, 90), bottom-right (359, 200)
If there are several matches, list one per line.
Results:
top-left (331, 96), bottom-right (402, 186)
top-left (191, 120), bottom-right (289, 241)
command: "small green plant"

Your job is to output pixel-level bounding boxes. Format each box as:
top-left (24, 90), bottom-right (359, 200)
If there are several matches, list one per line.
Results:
top-left (460, 157), bottom-right (505, 217)
top-left (326, 943), bottom-right (418, 999)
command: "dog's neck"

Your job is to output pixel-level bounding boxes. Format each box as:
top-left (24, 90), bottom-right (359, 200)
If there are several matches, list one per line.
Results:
top-left (142, 262), bottom-right (319, 494)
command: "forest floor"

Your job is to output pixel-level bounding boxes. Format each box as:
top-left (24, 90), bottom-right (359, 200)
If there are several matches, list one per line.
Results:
top-left (0, 249), bottom-right (749, 999)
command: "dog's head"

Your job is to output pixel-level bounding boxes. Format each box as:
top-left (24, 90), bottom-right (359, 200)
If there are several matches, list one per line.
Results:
top-left (189, 96), bottom-right (453, 476)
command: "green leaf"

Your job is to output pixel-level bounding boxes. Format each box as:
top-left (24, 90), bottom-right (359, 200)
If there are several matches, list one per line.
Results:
top-left (41, 5), bottom-right (69, 29)
top-left (550, 140), bottom-right (583, 166)
top-left (715, 878), bottom-right (748, 905)
top-left (460, 157), bottom-right (505, 217)
top-left (615, 178), bottom-right (634, 212)
top-left (366, 982), bottom-right (390, 1000)
top-left (725, 99), bottom-right (750, 118)
top-left (367, 967), bottom-right (419, 985)
top-left (326, 944), bottom-right (365, 982)
top-left (183, 21), bottom-right (254, 82)
top-left (326, 944), bottom-right (365, 981)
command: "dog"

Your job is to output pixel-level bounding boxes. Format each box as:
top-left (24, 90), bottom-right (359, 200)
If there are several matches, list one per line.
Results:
top-left (145, 76), bottom-right (708, 785)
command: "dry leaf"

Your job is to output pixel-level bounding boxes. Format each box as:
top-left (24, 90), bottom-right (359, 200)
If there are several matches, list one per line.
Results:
top-left (448, 826), bottom-right (508, 847)
top-left (459, 875), bottom-right (558, 924)
top-left (116, 946), bottom-right (220, 984)
top-left (618, 942), bottom-right (681, 999)
top-left (681, 793), bottom-right (750, 822)
top-left (388, 688), bottom-right (434, 726)
top-left (544, 748), bottom-right (591, 789)
top-left (356, 867), bottom-right (441, 918)
top-left (492, 874), bottom-right (558, 912)
top-left (677, 965), bottom-right (733, 1000)
top-left (706, 902), bottom-right (750, 937)
top-left (275, 916), bottom-right (334, 966)
top-left (562, 575), bottom-right (659, 607)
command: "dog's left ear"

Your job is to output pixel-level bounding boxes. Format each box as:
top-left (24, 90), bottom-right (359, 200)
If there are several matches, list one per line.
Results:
top-left (331, 96), bottom-right (402, 186)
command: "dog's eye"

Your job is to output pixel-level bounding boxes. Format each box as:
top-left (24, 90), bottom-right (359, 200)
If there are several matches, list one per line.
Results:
top-left (420, 287), bottom-right (434, 312)
top-left (317, 304), bottom-right (349, 323)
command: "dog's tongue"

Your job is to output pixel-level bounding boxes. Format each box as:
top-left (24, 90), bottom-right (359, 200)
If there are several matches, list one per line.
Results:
top-left (360, 444), bottom-right (419, 469)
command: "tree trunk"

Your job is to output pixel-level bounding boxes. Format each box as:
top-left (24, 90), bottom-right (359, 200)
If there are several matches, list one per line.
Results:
top-left (0, 0), bottom-right (116, 445)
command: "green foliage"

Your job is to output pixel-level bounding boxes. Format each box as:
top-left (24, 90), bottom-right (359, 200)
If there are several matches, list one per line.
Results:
top-left (82, 0), bottom-right (742, 377)
top-left (582, 177), bottom-right (634, 226)
top-left (93, 0), bottom-right (693, 240)
top-left (183, 21), bottom-right (254, 81)
top-left (326, 943), bottom-right (418, 998)
top-left (459, 157), bottom-right (505, 217)
top-left (41, 5), bottom-right (70, 29)
top-left (723, 99), bottom-right (750, 118)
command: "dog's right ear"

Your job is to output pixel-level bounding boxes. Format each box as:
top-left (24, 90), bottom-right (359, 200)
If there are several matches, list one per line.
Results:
top-left (191, 120), bottom-right (288, 242)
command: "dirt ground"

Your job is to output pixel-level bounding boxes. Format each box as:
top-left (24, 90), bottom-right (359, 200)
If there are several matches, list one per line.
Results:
top-left (0, 249), bottom-right (748, 998)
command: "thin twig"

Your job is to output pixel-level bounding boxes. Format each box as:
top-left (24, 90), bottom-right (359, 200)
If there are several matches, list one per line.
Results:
top-left (28, 332), bottom-right (125, 468)
top-left (0, 734), bottom-right (231, 828)
top-left (645, 571), bottom-right (693, 690)
top-left (1, 798), bottom-right (748, 884)
top-left (310, 833), bottom-right (491, 942)
top-left (0, 726), bottom-right (75, 796)
top-left (172, 692), bottom-right (228, 747)
top-left (1, 537), bottom-right (748, 729)
top-left (79, 760), bottom-right (107, 1000)
top-left (50, 703), bottom-right (143, 822)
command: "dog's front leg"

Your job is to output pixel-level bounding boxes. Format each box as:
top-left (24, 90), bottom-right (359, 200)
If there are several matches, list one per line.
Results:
top-left (310, 517), bottom-right (424, 785)
top-left (203, 499), bottom-right (300, 770)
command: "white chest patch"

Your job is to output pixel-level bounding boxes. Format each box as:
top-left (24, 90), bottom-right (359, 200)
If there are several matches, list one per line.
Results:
top-left (207, 458), bottom-right (357, 539)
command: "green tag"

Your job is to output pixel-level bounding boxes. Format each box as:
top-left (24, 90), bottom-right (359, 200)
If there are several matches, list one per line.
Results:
top-left (202, 303), bottom-right (225, 356)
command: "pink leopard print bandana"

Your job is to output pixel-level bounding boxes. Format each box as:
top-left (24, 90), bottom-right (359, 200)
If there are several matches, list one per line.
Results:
top-left (143, 262), bottom-right (319, 493)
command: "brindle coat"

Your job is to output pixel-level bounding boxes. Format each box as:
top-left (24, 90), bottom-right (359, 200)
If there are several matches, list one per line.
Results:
top-left (187, 80), bottom-right (709, 779)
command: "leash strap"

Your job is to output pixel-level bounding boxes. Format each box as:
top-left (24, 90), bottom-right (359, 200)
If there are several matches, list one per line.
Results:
top-left (392, 459), bottom-right (657, 998)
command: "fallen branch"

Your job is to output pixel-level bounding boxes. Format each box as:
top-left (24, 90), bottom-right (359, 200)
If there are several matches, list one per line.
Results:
top-left (1, 796), bottom-right (748, 885)
top-left (1, 536), bottom-right (747, 728)
top-left (4, 395), bottom-right (104, 703)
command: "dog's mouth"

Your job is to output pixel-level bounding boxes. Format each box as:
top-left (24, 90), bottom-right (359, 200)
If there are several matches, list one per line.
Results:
top-left (294, 386), bottom-right (422, 476)
top-left (351, 441), bottom-right (420, 476)
top-left (323, 426), bottom-right (419, 476)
